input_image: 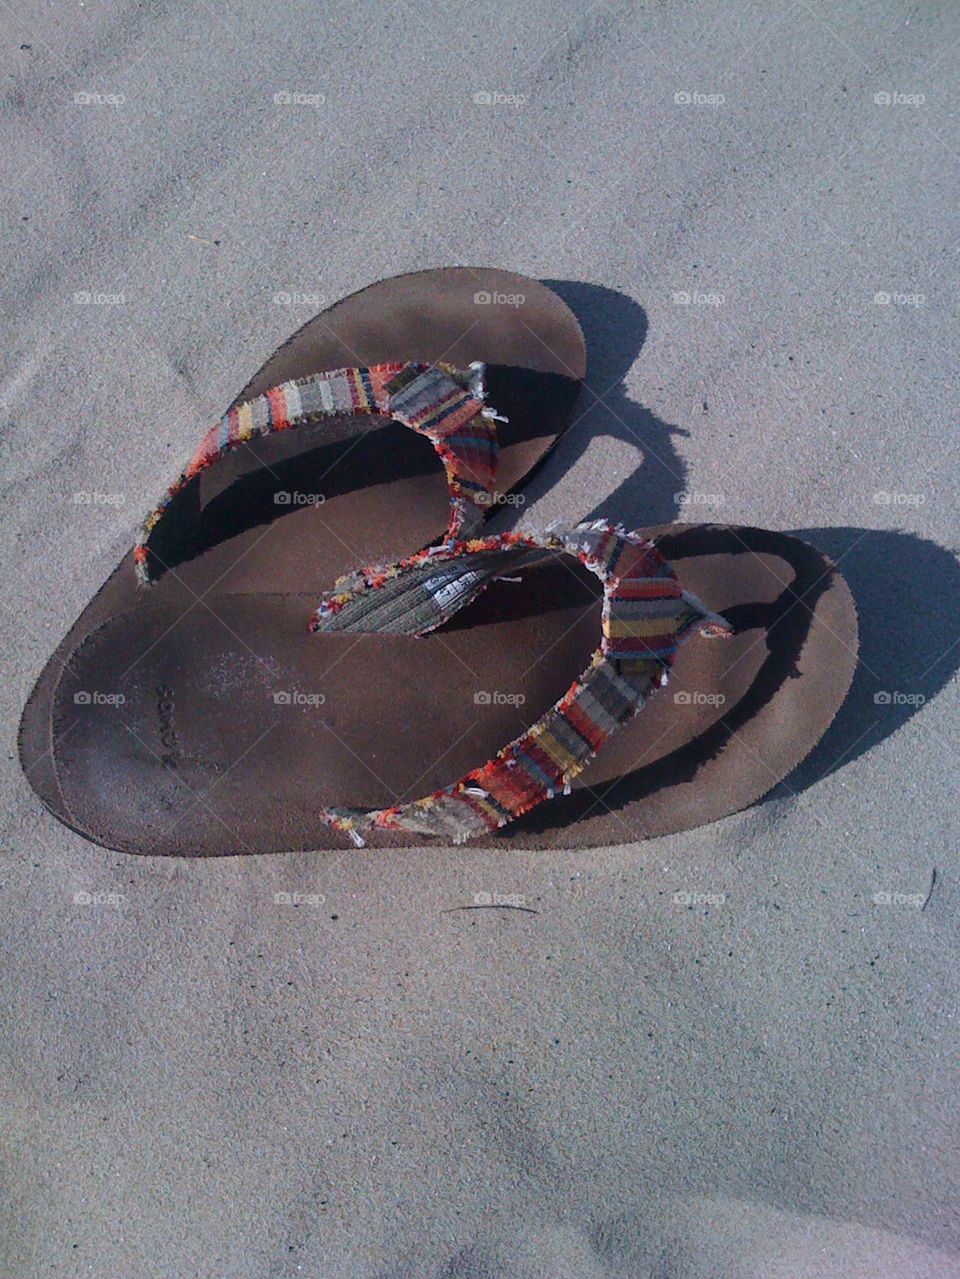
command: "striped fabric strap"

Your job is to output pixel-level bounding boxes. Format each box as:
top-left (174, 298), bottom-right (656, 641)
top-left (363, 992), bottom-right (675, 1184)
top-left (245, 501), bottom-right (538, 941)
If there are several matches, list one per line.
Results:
top-left (313, 520), bottom-right (732, 845)
top-left (133, 361), bottom-right (501, 586)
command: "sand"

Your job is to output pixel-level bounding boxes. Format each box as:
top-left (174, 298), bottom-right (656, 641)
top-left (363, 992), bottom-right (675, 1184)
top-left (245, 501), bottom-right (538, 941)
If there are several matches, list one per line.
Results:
top-left (2, 0), bottom-right (959, 1274)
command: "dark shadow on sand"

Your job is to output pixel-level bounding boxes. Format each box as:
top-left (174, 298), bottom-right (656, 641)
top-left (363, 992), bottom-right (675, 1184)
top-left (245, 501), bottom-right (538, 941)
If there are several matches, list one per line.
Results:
top-left (516, 278), bottom-right (691, 526)
top-left (768, 526), bottom-right (960, 795)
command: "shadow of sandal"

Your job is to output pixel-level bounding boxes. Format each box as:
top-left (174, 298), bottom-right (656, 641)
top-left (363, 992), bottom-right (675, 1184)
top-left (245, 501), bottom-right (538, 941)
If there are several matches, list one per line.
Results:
top-left (766, 526), bottom-right (960, 797)
top-left (490, 278), bottom-right (689, 528)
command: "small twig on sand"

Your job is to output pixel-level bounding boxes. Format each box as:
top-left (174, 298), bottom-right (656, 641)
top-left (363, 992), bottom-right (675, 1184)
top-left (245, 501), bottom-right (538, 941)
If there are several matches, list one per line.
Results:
top-left (441, 904), bottom-right (540, 915)
top-left (921, 866), bottom-right (937, 912)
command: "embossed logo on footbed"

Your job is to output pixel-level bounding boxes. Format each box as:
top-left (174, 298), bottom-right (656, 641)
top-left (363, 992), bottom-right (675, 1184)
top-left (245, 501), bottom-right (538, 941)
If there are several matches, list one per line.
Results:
top-left (156, 684), bottom-right (181, 768)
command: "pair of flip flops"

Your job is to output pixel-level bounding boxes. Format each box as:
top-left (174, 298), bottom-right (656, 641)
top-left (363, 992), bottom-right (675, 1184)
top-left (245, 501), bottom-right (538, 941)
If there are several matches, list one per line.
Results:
top-left (19, 268), bottom-right (859, 854)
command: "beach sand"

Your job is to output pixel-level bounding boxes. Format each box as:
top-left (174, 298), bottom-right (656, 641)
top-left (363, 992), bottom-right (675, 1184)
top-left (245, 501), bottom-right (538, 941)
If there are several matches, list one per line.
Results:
top-left (2, 1), bottom-right (959, 1274)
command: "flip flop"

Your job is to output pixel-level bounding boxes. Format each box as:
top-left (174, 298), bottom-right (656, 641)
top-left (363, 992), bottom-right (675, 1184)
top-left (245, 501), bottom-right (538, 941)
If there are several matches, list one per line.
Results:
top-left (20, 267), bottom-right (586, 830)
top-left (26, 513), bottom-right (857, 853)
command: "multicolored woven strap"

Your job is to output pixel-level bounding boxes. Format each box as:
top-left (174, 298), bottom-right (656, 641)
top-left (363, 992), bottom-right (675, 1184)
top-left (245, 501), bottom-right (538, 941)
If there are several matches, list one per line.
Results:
top-left (133, 361), bottom-right (502, 586)
top-left (312, 520), bottom-right (732, 845)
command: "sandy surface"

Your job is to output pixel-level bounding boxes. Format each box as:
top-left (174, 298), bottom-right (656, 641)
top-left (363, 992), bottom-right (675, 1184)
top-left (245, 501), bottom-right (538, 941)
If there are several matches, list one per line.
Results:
top-left (2, 1), bottom-right (959, 1275)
